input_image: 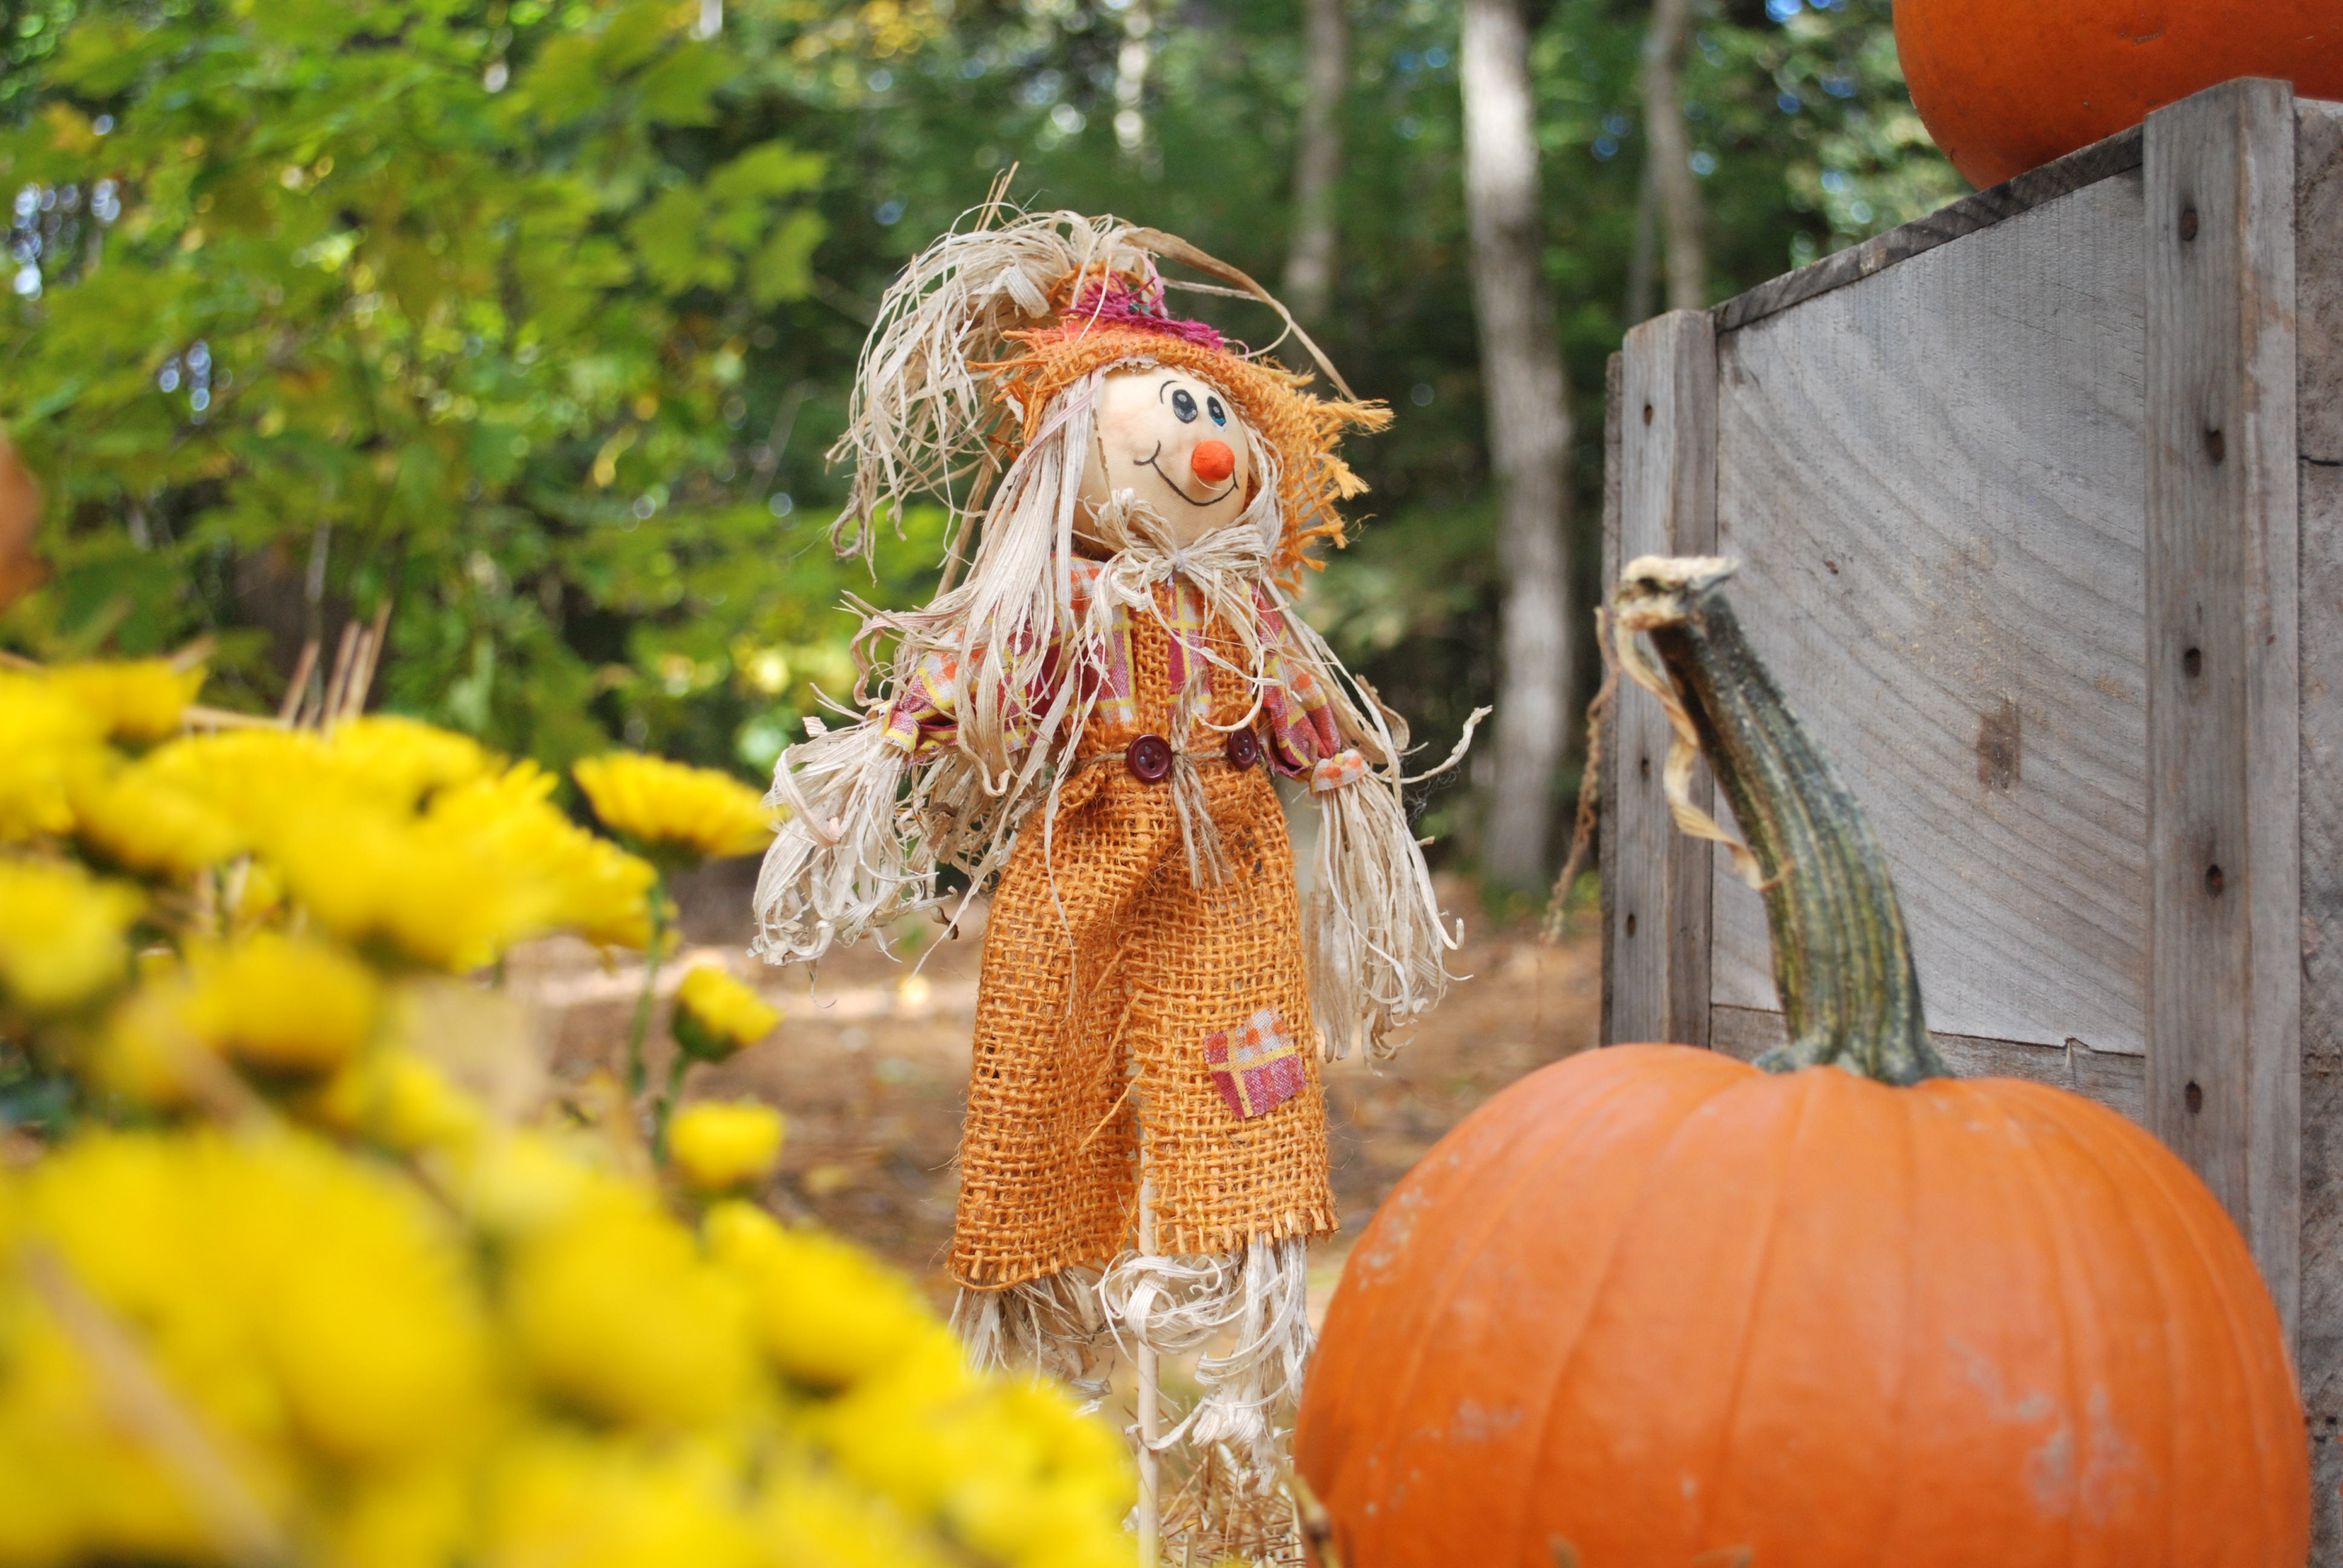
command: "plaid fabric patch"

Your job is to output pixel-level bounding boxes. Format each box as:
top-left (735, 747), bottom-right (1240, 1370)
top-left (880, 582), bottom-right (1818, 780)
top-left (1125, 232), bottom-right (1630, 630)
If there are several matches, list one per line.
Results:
top-left (1203, 1008), bottom-right (1306, 1121)
top-left (1309, 748), bottom-right (1370, 793)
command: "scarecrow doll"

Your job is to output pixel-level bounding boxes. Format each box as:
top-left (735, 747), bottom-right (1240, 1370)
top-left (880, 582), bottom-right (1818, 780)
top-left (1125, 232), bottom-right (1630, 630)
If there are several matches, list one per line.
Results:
top-left (752, 207), bottom-right (1472, 1533)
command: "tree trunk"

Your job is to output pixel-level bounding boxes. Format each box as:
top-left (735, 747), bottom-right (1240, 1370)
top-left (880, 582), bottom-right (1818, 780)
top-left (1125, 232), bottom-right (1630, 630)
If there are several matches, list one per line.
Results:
top-left (1284, 0), bottom-right (1347, 322)
top-left (1461, 0), bottom-right (1573, 892)
top-left (1625, 148), bottom-right (1659, 324)
top-left (1640, 0), bottom-right (1707, 312)
top-left (1113, 2), bottom-right (1156, 163)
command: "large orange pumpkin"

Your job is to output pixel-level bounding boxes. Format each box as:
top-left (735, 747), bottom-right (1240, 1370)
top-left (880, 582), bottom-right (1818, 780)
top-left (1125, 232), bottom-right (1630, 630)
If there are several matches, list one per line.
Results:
top-left (1294, 557), bottom-right (2310, 1567)
top-left (1896, 0), bottom-right (2343, 189)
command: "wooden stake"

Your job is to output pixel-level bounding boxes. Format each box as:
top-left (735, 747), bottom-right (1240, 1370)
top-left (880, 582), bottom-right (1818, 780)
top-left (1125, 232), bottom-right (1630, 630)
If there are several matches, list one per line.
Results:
top-left (1135, 1176), bottom-right (1159, 1567)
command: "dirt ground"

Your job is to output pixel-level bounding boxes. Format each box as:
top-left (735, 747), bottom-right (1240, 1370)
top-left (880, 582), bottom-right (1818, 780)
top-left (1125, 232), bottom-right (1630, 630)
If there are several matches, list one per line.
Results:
top-left (517, 858), bottom-right (1602, 1318)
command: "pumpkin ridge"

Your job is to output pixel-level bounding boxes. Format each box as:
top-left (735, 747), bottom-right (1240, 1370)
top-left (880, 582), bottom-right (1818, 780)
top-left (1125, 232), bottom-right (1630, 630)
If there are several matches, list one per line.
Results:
top-left (2048, 1079), bottom-right (2302, 1550)
top-left (1308, 1051), bottom-right (1594, 1508)
top-left (1349, 1047), bottom-right (1746, 1544)
top-left (1876, 1071), bottom-right (1924, 1557)
top-left (1495, 1051), bottom-right (1769, 1558)
top-left (1991, 1081), bottom-right (2094, 1559)
top-left (1684, 1069), bottom-right (1825, 1550)
top-left (2076, 1086), bottom-right (2207, 1557)
top-left (2011, 1081), bottom-right (2200, 1556)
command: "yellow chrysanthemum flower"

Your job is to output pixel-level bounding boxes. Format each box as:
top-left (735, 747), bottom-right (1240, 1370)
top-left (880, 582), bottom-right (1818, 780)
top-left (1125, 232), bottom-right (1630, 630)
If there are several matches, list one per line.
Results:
top-left (243, 760), bottom-right (650, 971)
top-left (0, 1302), bottom-right (229, 1566)
top-left (324, 715), bottom-right (495, 805)
top-left (486, 1431), bottom-right (762, 1568)
top-left (501, 1180), bottom-right (758, 1428)
top-left (453, 1129), bottom-right (604, 1240)
top-left (426, 764), bottom-right (657, 952)
top-left (183, 933), bottom-right (380, 1075)
top-left (672, 965), bottom-right (779, 1060)
top-left (137, 726), bottom-right (656, 965)
top-left (0, 673), bottom-right (106, 842)
top-left (0, 1128), bottom-right (494, 1550)
top-left (0, 857), bottom-right (141, 1012)
top-left (0, 689), bottom-right (1139, 1568)
top-left (750, 1465), bottom-right (958, 1568)
top-left (573, 753), bottom-right (776, 863)
top-left (666, 1102), bottom-right (785, 1192)
top-left (45, 659), bottom-right (206, 744)
top-left (704, 1203), bottom-right (937, 1391)
top-left (90, 975), bottom-right (208, 1108)
top-left (66, 754), bottom-right (244, 877)
top-left (309, 1049), bottom-right (490, 1154)
top-left (322, 1463), bottom-right (473, 1568)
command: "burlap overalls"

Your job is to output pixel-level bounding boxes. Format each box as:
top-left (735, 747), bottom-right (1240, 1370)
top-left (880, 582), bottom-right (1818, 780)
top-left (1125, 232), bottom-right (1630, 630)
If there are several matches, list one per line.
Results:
top-left (949, 601), bottom-right (1339, 1290)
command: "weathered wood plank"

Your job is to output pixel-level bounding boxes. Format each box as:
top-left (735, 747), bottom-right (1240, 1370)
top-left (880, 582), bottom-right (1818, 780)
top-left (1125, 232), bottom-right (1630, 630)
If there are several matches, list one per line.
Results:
top-left (1709, 172), bottom-right (2152, 1056)
top-left (1713, 125), bottom-right (2145, 335)
top-left (2143, 77), bottom-right (2301, 1338)
top-left (1605, 311), bottom-right (1717, 1047)
top-left (1710, 1005), bottom-right (2146, 1126)
top-left (1599, 350), bottom-right (1624, 1047)
top-left (2291, 97), bottom-right (2343, 1544)
top-left (2301, 100), bottom-right (2343, 471)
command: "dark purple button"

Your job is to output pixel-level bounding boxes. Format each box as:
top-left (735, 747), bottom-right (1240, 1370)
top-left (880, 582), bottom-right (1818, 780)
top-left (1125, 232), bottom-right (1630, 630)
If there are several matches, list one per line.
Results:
top-left (1127, 733), bottom-right (1173, 783)
top-left (1224, 728), bottom-right (1261, 770)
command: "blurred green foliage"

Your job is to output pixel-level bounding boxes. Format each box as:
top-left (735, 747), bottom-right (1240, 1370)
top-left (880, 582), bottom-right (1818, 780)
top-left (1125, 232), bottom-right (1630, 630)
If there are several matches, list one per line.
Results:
top-left (0, 0), bottom-right (938, 776)
top-left (1, 0), bottom-right (1957, 821)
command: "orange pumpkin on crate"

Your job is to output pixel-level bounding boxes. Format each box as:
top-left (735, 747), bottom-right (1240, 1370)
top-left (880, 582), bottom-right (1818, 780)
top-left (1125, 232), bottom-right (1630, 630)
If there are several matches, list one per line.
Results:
top-left (1897, 0), bottom-right (2343, 188)
top-left (1293, 557), bottom-right (2309, 1567)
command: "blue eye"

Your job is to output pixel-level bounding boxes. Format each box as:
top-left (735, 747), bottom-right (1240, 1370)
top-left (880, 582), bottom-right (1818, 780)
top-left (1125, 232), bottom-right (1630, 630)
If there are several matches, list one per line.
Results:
top-left (1170, 388), bottom-right (1198, 422)
top-left (1207, 396), bottom-right (1227, 426)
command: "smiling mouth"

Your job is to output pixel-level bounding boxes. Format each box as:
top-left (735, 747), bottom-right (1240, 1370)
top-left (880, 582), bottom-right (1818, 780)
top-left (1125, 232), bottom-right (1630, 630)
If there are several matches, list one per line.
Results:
top-left (1136, 442), bottom-right (1234, 508)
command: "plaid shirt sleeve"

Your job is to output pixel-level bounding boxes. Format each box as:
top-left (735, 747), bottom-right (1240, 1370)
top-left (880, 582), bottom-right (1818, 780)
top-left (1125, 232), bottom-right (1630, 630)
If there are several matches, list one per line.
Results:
top-left (879, 561), bottom-right (1106, 759)
top-left (1257, 595), bottom-right (1357, 783)
top-left (880, 650), bottom-right (962, 756)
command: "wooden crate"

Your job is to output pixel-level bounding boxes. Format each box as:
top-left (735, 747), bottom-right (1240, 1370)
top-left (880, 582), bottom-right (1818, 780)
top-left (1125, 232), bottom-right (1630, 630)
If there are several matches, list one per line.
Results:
top-left (1599, 76), bottom-right (2343, 1544)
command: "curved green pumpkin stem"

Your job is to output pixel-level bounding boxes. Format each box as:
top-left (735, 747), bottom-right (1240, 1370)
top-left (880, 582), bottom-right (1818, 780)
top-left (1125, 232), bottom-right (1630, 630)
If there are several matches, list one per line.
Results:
top-left (1614, 555), bottom-right (1947, 1086)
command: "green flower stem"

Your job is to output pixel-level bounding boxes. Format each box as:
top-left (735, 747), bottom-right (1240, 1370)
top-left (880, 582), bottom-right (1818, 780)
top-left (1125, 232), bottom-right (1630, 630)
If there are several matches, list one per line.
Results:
top-left (624, 873), bottom-right (669, 1104)
top-left (652, 1047), bottom-right (692, 1162)
top-left (1616, 557), bottom-right (1946, 1086)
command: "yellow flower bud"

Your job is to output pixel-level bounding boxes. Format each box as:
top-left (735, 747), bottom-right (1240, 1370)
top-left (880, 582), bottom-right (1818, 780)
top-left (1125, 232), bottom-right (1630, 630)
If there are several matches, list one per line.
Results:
top-left (666, 1101), bottom-right (784, 1192)
top-left (672, 965), bottom-right (779, 1061)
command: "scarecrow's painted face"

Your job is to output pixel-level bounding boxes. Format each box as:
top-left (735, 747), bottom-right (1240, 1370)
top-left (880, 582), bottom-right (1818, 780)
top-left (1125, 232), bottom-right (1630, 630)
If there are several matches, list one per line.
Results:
top-left (1076, 367), bottom-right (1256, 550)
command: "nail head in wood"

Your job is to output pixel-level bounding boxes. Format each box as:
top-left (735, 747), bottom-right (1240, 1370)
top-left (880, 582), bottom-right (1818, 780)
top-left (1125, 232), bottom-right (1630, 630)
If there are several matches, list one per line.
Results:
top-left (2180, 203), bottom-right (2200, 241)
top-left (2205, 426), bottom-right (2226, 463)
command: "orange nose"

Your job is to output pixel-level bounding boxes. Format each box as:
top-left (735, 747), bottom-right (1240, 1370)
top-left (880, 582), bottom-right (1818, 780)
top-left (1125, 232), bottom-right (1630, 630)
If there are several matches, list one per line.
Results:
top-left (1190, 439), bottom-right (1236, 488)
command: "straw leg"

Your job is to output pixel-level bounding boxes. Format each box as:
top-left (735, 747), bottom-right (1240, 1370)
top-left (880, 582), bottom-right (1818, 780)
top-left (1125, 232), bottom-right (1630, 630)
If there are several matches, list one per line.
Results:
top-left (1136, 1177), bottom-right (1159, 1566)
